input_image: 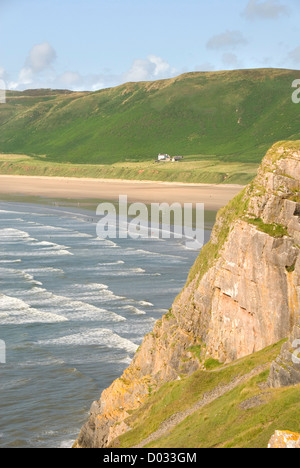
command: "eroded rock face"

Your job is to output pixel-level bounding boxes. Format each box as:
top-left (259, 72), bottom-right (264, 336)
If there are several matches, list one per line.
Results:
top-left (268, 316), bottom-right (300, 388)
top-left (268, 431), bottom-right (300, 448)
top-left (205, 221), bottom-right (298, 362)
top-left (75, 142), bottom-right (300, 448)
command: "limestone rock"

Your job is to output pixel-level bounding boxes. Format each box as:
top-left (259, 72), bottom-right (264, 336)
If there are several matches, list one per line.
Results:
top-left (75, 141), bottom-right (300, 448)
top-left (268, 431), bottom-right (300, 448)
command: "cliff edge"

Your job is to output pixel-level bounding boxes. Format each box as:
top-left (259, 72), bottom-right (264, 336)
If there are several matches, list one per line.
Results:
top-left (75, 141), bottom-right (300, 448)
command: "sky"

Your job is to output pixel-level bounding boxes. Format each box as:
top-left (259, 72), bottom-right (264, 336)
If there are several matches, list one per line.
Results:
top-left (0, 0), bottom-right (299, 91)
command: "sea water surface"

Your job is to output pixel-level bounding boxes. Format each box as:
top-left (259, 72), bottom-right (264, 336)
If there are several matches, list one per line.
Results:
top-left (0, 200), bottom-right (214, 448)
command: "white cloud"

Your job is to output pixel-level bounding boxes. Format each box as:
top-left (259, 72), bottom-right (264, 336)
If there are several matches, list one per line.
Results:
top-left (10, 42), bottom-right (57, 89)
top-left (56, 71), bottom-right (107, 91)
top-left (25, 42), bottom-right (56, 73)
top-left (7, 47), bottom-right (176, 91)
top-left (242, 0), bottom-right (289, 20)
top-left (123, 55), bottom-right (176, 82)
top-left (206, 30), bottom-right (247, 50)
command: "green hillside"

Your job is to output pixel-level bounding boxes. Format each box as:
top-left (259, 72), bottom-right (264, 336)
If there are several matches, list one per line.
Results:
top-left (112, 341), bottom-right (300, 449)
top-left (0, 68), bottom-right (299, 169)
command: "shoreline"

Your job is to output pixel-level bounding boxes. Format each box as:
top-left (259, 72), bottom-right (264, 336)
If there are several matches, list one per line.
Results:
top-left (0, 175), bottom-right (245, 211)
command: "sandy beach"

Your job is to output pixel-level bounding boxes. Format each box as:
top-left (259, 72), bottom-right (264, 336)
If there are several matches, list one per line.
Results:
top-left (0, 175), bottom-right (244, 211)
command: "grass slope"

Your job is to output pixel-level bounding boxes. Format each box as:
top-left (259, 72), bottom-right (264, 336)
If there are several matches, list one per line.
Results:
top-left (115, 341), bottom-right (300, 449)
top-left (0, 69), bottom-right (299, 171)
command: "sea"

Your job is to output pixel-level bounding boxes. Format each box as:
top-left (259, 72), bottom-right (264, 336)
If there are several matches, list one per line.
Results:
top-left (0, 199), bottom-right (214, 448)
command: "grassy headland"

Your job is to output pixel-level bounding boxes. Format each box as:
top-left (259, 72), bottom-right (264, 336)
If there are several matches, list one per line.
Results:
top-left (0, 68), bottom-right (299, 184)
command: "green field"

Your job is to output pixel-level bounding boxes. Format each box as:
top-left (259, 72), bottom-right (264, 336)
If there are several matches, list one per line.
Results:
top-left (0, 68), bottom-right (299, 184)
top-left (0, 153), bottom-right (258, 184)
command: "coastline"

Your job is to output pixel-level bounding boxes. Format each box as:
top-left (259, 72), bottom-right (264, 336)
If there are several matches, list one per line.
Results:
top-left (0, 175), bottom-right (245, 211)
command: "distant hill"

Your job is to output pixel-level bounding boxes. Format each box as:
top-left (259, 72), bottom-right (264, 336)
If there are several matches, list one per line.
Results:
top-left (0, 68), bottom-right (300, 165)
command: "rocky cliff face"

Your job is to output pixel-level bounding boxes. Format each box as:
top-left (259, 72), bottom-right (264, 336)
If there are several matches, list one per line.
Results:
top-left (75, 141), bottom-right (300, 448)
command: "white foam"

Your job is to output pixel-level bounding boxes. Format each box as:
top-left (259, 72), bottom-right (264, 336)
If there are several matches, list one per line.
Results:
top-left (108, 247), bottom-right (185, 260)
top-left (0, 228), bottom-right (73, 256)
top-left (69, 283), bottom-right (125, 302)
top-left (138, 300), bottom-right (154, 307)
top-left (0, 249), bottom-right (73, 257)
top-left (21, 287), bottom-right (126, 322)
top-left (121, 305), bottom-right (146, 315)
top-left (0, 209), bottom-right (32, 215)
top-left (30, 240), bottom-right (70, 250)
top-left (38, 328), bottom-right (138, 354)
top-left (96, 267), bottom-right (146, 277)
top-left (0, 259), bottom-right (22, 264)
top-left (59, 440), bottom-right (74, 449)
top-left (0, 294), bottom-right (68, 324)
top-left (0, 267), bottom-right (43, 286)
top-left (0, 228), bottom-right (35, 241)
top-left (77, 283), bottom-right (109, 291)
top-left (92, 237), bottom-right (119, 248)
top-left (23, 267), bottom-right (65, 275)
top-left (27, 223), bottom-right (93, 238)
top-left (22, 272), bottom-right (43, 286)
top-left (98, 260), bottom-right (125, 266)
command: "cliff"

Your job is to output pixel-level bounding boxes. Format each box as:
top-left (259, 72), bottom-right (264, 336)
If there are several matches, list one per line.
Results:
top-left (75, 141), bottom-right (300, 448)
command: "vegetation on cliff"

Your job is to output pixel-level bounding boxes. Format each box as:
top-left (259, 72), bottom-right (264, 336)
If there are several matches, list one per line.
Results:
top-left (114, 341), bottom-right (300, 449)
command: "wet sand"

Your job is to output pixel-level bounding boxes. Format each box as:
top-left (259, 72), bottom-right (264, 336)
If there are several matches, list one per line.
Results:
top-left (0, 175), bottom-right (244, 211)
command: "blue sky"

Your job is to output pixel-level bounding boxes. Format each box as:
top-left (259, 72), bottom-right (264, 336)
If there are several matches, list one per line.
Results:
top-left (0, 0), bottom-right (299, 91)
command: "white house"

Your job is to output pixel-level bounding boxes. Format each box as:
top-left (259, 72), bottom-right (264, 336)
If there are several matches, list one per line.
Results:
top-left (158, 153), bottom-right (171, 161)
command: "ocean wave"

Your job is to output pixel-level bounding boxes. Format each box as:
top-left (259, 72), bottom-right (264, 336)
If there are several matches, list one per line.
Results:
top-left (22, 272), bottom-right (43, 286)
top-left (92, 237), bottom-right (119, 248)
top-left (0, 267), bottom-right (43, 286)
top-left (30, 240), bottom-right (70, 250)
top-left (138, 300), bottom-right (154, 307)
top-left (38, 328), bottom-right (138, 354)
top-left (0, 249), bottom-right (73, 257)
top-left (0, 209), bottom-right (31, 215)
top-left (0, 294), bottom-right (68, 325)
top-left (20, 287), bottom-right (126, 322)
top-left (0, 259), bottom-right (22, 264)
top-left (108, 247), bottom-right (186, 260)
top-left (0, 228), bottom-right (36, 242)
top-left (23, 267), bottom-right (65, 275)
top-left (0, 228), bottom-right (73, 256)
top-left (121, 305), bottom-right (146, 315)
top-left (27, 224), bottom-right (93, 238)
top-left (95, 267), bottom-right (146, 277)
top-left (0, 377), bottom-right (32, 391)
top-left (17, 357), bottom-right (66, 368)
top-left (98, 260), bottom-right (125, 266)
top-left (68, 283), bottom-right (125, 302)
